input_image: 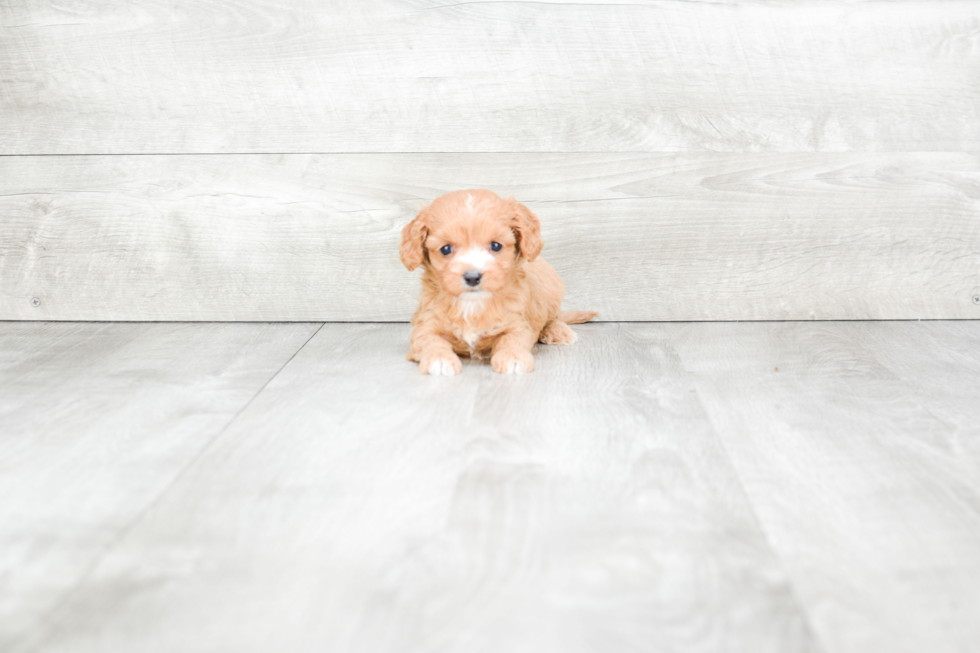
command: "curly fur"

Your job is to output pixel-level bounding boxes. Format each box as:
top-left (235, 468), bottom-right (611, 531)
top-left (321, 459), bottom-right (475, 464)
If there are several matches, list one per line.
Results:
top-left (400, 189), bottom-right (597, 375)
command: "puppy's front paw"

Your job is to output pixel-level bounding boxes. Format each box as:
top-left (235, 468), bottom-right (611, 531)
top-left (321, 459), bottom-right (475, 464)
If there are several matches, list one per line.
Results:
top-left (422, 354), bottom-right (462, 376)
top-left (491, 348), bottom-right (534, 374)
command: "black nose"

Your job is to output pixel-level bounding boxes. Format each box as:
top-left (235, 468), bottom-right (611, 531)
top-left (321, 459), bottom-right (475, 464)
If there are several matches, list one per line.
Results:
top-left (463, 270), bottom-right (482, 287)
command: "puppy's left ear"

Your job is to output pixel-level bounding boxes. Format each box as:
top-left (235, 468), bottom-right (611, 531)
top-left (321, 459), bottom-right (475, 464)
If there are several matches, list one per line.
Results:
top-left (510, 199), bottom-right (542, 262)
top-left (400, 206), bottom-right (429, 271)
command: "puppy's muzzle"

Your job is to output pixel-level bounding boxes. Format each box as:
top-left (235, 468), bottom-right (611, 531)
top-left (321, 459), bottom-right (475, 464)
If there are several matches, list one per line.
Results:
top-left (463, 270), bottom-right (482, 287)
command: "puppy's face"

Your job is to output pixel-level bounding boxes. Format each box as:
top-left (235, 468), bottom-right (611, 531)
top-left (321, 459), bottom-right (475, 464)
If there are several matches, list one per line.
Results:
top-left (424, 193), bottom-right (518, 298)
top-left (400, 190), bottom-right (542, 299)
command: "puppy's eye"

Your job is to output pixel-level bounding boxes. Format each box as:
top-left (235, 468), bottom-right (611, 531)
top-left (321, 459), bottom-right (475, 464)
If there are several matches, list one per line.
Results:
top-left (490, 241), bottom-right (502, 252)
top-left (440, 244), bottom-right (453, 256)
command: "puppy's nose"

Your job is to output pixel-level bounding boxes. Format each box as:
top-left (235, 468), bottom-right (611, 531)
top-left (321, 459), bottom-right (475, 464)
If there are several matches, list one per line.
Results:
top-left (463, 270), bottom-right (482, 287)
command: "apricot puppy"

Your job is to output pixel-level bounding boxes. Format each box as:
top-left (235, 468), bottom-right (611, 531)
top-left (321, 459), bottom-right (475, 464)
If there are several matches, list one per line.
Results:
top-left (400, 189), bottom-right (596, 375)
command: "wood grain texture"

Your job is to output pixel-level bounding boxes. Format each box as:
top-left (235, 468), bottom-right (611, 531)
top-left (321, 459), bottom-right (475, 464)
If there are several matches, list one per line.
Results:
top-left (0, 322), bottom-right (319, 651)
top-left (12, 323), bottom-right (821, 653)
top-left (1, 0), bottom-right (978, 153)
top-left (846, 321), bottom-right (980, 440)
top-left (671, 321), bottom-right (980, 653)
top-left (2, 152), bottom-right (978, 321)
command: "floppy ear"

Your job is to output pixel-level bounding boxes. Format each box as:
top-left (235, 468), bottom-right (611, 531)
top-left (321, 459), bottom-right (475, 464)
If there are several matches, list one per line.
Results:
top-left (510, 199), bottom-right (542, 262)
top-left (399, 207), bottom-right (429, 271)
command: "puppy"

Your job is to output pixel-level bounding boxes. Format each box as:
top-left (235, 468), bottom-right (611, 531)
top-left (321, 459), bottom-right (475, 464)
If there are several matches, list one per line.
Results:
top-left (399, 189), bottom-right (597, 375)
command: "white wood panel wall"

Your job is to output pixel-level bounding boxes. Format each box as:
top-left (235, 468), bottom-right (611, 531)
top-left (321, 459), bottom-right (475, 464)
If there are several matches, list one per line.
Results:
top-left (1, 1), bottom-right (978, 320)
top-left (2, 0), bottom-right (978, 154)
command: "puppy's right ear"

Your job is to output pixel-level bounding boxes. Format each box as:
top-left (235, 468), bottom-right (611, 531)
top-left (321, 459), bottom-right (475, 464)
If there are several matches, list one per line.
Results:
top-left (399, 207), bottom-right (429, 271)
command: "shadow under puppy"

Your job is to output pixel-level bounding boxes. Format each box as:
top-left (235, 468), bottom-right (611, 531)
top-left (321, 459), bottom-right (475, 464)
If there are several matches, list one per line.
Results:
top-left (400, 189), bottom-right (597, 375)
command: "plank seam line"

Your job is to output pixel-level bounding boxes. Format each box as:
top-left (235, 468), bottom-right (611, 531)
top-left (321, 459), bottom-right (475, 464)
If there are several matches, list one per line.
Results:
top-left (684, 378), bottom-right (831, 652)
top-left (12, 322), bottom-right (326, 651)
top-left (0, 149), bottom-right (870, 156)
top-left (2, 320), bottom-right (978, 325)
top-left (0, 150), bottom-right (974, 156)
top-left (2, 152), bottom-right (592, 155)
top-left (0, 151), bottom-right (676, 156)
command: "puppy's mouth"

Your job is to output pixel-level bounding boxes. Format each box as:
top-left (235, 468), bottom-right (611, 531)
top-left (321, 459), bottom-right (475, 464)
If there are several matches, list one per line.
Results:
top-left (458, 289), bottom-right (492, 300)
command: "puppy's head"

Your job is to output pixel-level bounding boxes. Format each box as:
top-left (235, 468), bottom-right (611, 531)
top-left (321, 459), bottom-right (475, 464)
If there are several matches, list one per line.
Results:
top-left (399, 189), bottom-right (542, 298)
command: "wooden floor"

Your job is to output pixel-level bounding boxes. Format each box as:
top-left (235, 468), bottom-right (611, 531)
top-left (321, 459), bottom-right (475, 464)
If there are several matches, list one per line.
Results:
top-left (1, 321), bottom-right (978, 653)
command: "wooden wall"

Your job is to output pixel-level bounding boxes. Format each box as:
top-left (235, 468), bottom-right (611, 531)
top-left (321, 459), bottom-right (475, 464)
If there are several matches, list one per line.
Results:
top-left (2, 1), bottom-right (978, 321)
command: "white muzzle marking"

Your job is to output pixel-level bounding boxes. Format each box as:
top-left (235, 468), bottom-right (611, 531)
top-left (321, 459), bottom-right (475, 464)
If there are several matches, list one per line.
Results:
top-left (456, 247), bottom-right (493, 271)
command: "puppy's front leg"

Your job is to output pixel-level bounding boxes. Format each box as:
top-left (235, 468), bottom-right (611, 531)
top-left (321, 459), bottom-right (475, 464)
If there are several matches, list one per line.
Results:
top-left (409, 329), bottom-right (463, 376)
top-left (490, 329), bottom-right (537, 374)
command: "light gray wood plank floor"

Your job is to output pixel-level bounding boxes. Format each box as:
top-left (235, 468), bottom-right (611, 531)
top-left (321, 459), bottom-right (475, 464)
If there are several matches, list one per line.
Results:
top-left (1, 321), bottom-right (978, 652)
top-left (668, 322), bottom-right (980, 653)
top-left (0, 322), bottom-right (322, 650)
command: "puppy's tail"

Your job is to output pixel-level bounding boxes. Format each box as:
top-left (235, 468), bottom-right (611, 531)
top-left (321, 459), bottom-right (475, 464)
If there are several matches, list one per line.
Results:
top-left (560, 310), bottom-right (599, 324)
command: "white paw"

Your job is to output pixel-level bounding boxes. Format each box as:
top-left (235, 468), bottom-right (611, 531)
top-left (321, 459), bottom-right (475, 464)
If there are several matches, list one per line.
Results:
top-left (427, 358), bottom-right (459, 376)
top-left (503, 359), bottom-right (526, 374)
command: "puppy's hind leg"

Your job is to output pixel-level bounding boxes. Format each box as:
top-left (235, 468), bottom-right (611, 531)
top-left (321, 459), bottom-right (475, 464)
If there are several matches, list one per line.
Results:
top-left (539, 319), bottom-right (577, 345)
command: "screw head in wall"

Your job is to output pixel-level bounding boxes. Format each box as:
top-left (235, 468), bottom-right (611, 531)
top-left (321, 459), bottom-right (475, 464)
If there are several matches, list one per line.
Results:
top-left (974, 295), bottom-right (980, 305)
top-left (31, 297), bottom-right (41, 307)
